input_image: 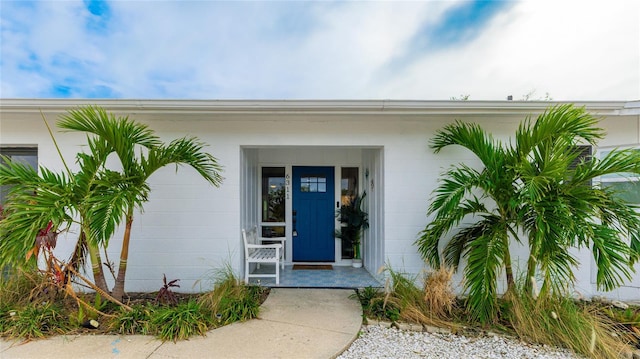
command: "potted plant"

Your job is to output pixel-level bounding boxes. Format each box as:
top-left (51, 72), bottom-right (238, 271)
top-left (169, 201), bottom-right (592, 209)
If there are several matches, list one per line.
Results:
top-left (335, 192), bottom-right (369, 268)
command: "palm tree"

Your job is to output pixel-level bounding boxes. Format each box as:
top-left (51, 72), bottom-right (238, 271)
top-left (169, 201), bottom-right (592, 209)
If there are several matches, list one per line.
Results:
top-left (416, 104), bottom-right (640, 323)
top-left (58, 106), bottom-right (224, 300)
top-left (0, 106), bottom-right (223, 301)
top-left (0, 134), bottom-right (114, 294)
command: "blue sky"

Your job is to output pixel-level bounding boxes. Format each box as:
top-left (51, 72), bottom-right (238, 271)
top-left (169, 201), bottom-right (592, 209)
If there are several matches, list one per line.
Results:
top-left (1, 0), bottom-right (638, 100)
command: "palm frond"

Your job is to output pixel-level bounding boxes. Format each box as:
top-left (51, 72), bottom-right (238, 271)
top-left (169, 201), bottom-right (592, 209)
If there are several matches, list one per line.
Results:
top-left (516, 105), bottom-right (603, 157)
top-left (429, 164), bottom-right (483, 215)
top-left (58, 105), bottom-right (162, 175)
top-left (0, 172), bottom-right (75, 267)
top-left (58, 105), bottom-right (161, 149)
top-left (572, 148), bottom-right (640, 185)
top-left (417, 197), bottom-right (489, 268)
top-left (443, 214), bottom-right (502, 271)
top-left (591, 226), bottom-right (635, 291)
top-left (143, 137), bottom-right (224, 187)
top-left (83, 175), bottom-right (141, 245)
top-left (463, 229), bottom-right (508, 324)
top-left (430, 120), bottom-right (503, 170)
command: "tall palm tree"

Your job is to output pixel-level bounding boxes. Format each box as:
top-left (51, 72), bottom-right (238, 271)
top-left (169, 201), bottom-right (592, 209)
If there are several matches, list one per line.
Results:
top-left (416, 104), bottom-right (640, 323)
top-left (0, 139), bottom-right (115, 293)
top-left (0, 106), bottom-right (223, 301)
top-left (57, 106), bottom-right (223, 300)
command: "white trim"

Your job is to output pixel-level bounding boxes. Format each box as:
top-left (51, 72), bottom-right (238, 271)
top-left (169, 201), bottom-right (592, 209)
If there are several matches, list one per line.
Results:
top-left (334, 167), bottom-right (343, 265)
top-left (595, 145), bottom-right (640, 205)
top-left (0, 99), bottom-right (632, 116)
top-left (258, 165), bottom-right (288, 263)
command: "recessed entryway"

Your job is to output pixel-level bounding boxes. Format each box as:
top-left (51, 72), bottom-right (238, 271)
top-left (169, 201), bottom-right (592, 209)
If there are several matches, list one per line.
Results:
top-left (240, 146), bottom-right (385, 281)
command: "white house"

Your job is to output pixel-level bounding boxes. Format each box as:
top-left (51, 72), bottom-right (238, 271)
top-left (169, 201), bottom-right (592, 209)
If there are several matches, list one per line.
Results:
top-left (1, 99), bottom-right (639, 300)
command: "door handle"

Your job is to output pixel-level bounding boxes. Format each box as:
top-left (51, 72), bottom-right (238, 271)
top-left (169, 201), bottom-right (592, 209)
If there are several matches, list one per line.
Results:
top-left (292, 210), bottom-right (298, 236)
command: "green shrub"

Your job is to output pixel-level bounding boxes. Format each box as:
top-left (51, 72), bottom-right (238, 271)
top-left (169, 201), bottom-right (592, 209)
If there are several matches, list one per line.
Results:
top-left (351, 287), bottom-right (400, 321)
top-left (150, 300), bottom-right (210, 342)
top-left (110, 304), bottom-right (154, 335)
top-left (2, 303), bottom-right (69, 340)
top-left (0, 264), bottom-right (268, 341)
top-left (198, 266), bottom-right (263, 326)
top-left (0, 304), bottom-right (14, 333)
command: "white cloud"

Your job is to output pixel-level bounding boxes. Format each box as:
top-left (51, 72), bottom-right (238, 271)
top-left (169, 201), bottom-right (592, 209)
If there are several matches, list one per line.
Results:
top-left (378, 1), bottom-right (640, 100)
top-left (1, 1), bottom-right (638, 100)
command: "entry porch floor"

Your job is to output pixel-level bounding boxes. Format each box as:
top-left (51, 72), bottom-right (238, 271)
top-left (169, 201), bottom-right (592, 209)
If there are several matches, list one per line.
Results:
top-left (248, 264), bottom-right (383, 288)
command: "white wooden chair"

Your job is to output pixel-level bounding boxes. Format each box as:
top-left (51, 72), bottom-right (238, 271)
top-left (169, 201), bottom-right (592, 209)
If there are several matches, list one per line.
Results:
top-left (242, 227), bottom-right (282, 284)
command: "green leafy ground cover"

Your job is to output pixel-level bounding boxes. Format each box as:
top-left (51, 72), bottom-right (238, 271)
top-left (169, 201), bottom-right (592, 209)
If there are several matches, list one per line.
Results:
top-left (0, 269), bottom-right (267, 342)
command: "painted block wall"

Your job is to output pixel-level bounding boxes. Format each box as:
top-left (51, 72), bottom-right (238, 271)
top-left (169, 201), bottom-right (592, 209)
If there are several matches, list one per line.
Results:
top-left (1, 102), bottom-right (639, 300)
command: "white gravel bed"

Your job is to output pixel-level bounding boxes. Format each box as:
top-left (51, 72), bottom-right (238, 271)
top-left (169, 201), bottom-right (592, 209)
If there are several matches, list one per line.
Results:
top-left (338, 325), bottom-right (583, 359)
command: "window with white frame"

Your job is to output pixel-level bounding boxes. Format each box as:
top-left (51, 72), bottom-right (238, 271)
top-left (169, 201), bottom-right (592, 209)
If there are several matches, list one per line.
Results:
top-left (261, 167), bottom-right (286, 238)
top-left (1, 147), bottom-right (38, 205)
top-left (597, 146), bottom-right (640, 205)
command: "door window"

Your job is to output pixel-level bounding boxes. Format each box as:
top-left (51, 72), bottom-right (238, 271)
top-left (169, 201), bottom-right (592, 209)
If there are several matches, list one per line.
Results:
top-left (300, 176), bottom-right (326, 193)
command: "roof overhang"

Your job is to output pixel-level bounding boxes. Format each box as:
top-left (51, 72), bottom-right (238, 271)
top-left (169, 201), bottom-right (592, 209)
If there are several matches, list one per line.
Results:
top-left (1, 99), bottom-right (638, 117)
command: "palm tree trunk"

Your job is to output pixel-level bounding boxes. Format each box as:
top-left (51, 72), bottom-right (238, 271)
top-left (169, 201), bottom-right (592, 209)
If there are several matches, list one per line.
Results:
top-left (86, 234), bottom-right (109, 294)
top-left (503, 240), bottom-right (515, 292)
top-left (111, 213), bottom-right (133, 301)
top-left (503, 224), bottom-right (519, 294)
top-left (525, 251), bottom-right (537, 296)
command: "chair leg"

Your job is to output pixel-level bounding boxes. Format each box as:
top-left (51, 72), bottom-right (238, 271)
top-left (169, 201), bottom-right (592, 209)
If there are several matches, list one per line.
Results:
top-left (245, 262), bottom-right (250, 284)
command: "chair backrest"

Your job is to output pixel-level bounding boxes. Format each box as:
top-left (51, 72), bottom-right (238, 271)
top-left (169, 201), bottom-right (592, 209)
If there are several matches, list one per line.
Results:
top-left (242, 227), bottom-right (258, 257)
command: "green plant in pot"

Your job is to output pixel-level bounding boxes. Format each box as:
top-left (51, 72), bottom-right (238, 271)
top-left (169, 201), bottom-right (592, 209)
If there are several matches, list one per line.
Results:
top-left (336, 192), bottom-right (369, 267)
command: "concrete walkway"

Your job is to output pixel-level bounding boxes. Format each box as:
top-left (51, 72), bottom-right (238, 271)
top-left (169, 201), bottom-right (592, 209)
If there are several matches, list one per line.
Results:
top-left (0, 288), bottom-right (362, 359)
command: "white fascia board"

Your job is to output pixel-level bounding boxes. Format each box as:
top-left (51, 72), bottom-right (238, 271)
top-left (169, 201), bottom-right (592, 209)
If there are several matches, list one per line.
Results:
top-left (0, 98), bottom-right (632, 117)
top-left (621, 100), bottom-right (640, 115)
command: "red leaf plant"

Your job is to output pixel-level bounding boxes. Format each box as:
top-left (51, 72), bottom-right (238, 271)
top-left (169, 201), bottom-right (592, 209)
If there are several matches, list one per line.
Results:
top-left (156, 274), bottom-right (180, 306)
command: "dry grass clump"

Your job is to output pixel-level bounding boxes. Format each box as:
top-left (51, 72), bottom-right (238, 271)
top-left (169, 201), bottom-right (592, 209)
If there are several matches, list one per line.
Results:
top-left (0, 268), bottom-right (61, 306)
top-left (423, 266), bottom-right (455, 318)
top-left (380, 265), bottom-right (456, 329)
top-left (506, 290), bottom-right (633, 359)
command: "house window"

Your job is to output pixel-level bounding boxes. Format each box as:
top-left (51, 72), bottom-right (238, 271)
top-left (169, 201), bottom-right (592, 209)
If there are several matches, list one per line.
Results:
top-left (341, 167), bottom-right (358, 205)
top-left (0, 147), bottom-right (38, 205)
top-left (598, 147), bottom-right (640, 205)
top-left (571, 146), bottom-right (592, 168)
top-left (341, 167), bottom-right (358, 259)
top-left (261, 167), bottom-right (285, 238)
top-left (571, 145), bottom-right (593, 187)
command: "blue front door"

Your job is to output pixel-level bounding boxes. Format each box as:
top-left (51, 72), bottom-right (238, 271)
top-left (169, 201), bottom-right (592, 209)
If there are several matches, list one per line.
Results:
top-left (292, 166), bottom-right (335, 262)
